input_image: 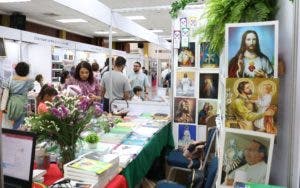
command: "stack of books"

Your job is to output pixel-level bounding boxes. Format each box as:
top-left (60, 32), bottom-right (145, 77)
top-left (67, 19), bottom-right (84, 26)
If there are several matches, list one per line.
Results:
top-left (64, 153), bottom-right (119, 186)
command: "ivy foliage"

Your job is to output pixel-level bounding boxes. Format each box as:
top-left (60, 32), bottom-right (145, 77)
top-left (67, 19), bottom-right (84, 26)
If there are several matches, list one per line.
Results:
top-left (193, 0), bottom-right (278, 54)
top-left (170, 0), bottom-right (198, 18)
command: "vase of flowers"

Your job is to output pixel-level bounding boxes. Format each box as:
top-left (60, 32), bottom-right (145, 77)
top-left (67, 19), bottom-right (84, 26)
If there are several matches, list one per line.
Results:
top-left (26, 96), bottom-right (100, 164)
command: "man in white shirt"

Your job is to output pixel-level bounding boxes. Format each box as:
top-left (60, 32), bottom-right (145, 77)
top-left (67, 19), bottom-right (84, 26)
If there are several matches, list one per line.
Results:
top-left (161, 64), bottom-right (171, 87)
top-left (100, 56), bottom-right (131, 112)
top-left (225, 140), bottom-right (268, 185)
top-left (127, 62), bottom-right (150, 96)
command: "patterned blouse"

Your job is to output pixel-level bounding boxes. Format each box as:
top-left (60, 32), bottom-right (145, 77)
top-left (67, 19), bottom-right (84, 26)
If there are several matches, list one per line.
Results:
top-left (65, 77), bottom-right (100, 96)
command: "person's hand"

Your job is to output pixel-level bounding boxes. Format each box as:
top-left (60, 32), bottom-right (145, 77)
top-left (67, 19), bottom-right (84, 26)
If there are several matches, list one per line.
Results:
top-left (226, 178), bottom-right (234, 186)
top-left (237, 54), bottom-right (244, 76)
top-left (254, 70), bottom-right (267, 78)
top-left (89, 94), bottom-right (101, 101)
top-left (264, 108), bottom-right (275, 116)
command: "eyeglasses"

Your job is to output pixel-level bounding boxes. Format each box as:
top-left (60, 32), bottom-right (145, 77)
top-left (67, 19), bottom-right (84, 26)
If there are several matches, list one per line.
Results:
top-left (50, 179), bottom-right (72, 187)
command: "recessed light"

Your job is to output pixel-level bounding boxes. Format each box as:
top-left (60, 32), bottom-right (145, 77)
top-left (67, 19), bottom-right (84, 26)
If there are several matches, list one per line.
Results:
top-left (56, 19), bottom-right (87, 23)
top-left (150, 29), bottom-right (164, 33)
top-left (117, 38), bottom-right (136, 41)
top-left (0, 0), bottom-right (30, 2)
top-left (125, 16), bottom-right (146, 20)
top-left (94, 31), bottom-right (117, 35)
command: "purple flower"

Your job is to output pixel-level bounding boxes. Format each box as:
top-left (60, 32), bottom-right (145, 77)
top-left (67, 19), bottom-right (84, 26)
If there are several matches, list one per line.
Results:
top-left (77, 97), bottom-right (90, 111)
top-left (94, 103), bottom-right (103, 117)
top-left (60, 105), bottom-right (70, 119)
top-left (51, 108), bottom-right (62, 119)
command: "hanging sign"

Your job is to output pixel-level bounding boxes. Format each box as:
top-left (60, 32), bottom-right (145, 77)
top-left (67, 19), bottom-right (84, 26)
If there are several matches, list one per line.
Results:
top-left (181, 28), bottom-right (190, 48)
top-left (173, 30), bottom-right (181, 49)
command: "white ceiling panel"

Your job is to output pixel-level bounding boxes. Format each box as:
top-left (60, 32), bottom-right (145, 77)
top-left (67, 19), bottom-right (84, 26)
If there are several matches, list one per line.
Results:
top-left (0, 0), bottom-right (202, 41)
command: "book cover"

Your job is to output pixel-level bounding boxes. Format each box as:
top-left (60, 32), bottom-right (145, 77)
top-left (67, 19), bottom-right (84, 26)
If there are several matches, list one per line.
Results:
top-left (122, 132), bottom-right (149, 146)
top-left (70, 158), bottom-right (112, 175)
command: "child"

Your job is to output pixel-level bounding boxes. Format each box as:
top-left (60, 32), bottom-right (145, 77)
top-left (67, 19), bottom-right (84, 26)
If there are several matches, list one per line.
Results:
top-left (37, 84), bottom-right (58, 114)
top-left (254, 83), bottom-right (273, 132)
top-left (132, 86), bottom-right (143, 102)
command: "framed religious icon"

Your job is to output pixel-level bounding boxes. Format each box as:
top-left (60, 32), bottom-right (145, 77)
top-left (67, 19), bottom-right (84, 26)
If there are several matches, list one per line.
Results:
top-left (178, 42), bottom-right (195, 67)
top-left (174, 97), bottom-right (196, 124)
top-left (200, 42), bottom-right (219, 69)
top-left (198, 99), bottom-right (218, 125)
top-left (225, 21), bottom-right (278, 78)
top-left (199, 73), bottom-right (219, 99)
top-left (178, 124), bottom-right (196, 148)
top-left (217, 128), bottom-right (275, 186)
top-left (176, 70), bottom-right (196, 97)
top-left (225, 78), bottom-right (279, 134)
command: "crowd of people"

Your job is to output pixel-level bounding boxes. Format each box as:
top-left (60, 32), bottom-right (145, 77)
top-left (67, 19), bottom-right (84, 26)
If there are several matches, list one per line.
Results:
top-left (1, 56), bottom-right (155, 130)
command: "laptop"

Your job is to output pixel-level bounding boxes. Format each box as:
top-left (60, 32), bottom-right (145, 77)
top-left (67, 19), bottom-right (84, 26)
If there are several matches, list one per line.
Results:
top-left (1, 128), bottom-right (36, 188)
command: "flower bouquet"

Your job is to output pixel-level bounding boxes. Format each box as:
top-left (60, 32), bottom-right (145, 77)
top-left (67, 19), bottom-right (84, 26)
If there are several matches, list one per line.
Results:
top-left (25, 95), bottom-right (101, 164)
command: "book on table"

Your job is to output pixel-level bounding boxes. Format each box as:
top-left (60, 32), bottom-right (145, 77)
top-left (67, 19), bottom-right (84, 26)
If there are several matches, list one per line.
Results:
top-left (65, 158), bottom-right (112, 176)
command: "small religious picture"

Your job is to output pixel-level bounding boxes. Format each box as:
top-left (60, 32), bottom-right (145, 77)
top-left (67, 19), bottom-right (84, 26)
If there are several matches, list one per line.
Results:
top-left (225, 78), bottom-right (279, 134)
top-left (174, 97), bottom-right (196, 123)
top-left (226, 21), bottom-right (278, 78)
top-left (199, 73), bottom-right (219, 99)
top-left (200, 42), bottom-right (219, 68)
top-left (176, 71), bottom-right (196, 97)
top-left (178, 124), bottom-right (196, 148)
top-left (217, 128), bottom-right (275, 186)
top-left (178, 42), bottom-right (195, 67)
top-left (198, 99), bottom-right (218, 125)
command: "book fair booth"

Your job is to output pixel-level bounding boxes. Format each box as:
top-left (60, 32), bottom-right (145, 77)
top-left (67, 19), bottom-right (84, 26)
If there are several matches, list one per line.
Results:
top-left (0, 0), bottom-right (299, 188)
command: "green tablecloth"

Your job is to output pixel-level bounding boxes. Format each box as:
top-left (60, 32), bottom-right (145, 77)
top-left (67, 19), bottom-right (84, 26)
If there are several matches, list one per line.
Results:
top-left (121, 123), bottom-right (174, 188)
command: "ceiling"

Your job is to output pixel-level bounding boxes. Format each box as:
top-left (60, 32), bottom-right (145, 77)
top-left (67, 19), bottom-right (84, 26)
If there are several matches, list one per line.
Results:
top-left (0, 0), bottom-right (202, 41)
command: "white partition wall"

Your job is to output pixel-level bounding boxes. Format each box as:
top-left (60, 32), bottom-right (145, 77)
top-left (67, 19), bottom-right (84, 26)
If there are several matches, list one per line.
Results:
top-left (27, 44), bottom-right (52, 83)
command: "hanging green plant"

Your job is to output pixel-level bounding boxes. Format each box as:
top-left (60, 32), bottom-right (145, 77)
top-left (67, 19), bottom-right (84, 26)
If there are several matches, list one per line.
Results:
top-left (170, 0), bottom-right (198, 18)
top-left (193, 0), bottom-right (278, 54)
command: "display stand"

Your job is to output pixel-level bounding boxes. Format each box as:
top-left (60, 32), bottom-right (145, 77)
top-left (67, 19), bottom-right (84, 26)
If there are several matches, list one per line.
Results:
top-left (171, 7), bottom-right (220, 148)
top-left (216, 21), bottom-right (279, 186)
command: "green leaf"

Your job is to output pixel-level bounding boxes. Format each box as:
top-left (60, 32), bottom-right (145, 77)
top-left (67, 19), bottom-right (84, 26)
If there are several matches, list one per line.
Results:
top-left (193, 0), bottom-right (278, 53)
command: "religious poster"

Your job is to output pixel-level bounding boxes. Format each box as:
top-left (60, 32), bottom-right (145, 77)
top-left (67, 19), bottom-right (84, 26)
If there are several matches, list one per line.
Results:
top-left (225, 78), bottom-right (279, 134)
top-left (198, 99), bottom-right (218, 125)
top-left (225, 21), bottom-right (278, 78)
top-left (199, 73), bottom-right (219, 99)
top-left (217, 128), bottom-right (275, 186)
top-left (178, 42), bottom-right (195, 67)
top-left (200, 42), bottom-right (219, 68)
top-left (176, 71), bottom-right (196, 97)
top-left (174, 97), bottom-right (196, 124)
top-left (178, 124), bottom-right (196, 148)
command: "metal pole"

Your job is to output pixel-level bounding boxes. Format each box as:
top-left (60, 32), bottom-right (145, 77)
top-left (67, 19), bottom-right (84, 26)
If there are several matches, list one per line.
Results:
top-left (108, 11), bottom-right (113, 113)
top-left (0, 126), bottom-right (3, 187)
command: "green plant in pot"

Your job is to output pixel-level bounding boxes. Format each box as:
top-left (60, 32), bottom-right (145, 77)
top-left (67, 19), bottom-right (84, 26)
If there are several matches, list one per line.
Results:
top-left (85, 132), bottom-right (100, 149)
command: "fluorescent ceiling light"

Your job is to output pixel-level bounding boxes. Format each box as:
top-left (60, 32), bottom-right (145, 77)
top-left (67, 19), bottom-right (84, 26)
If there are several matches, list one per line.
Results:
top-left (117, 38), bottom-right (136, 41)
top-left (0, 0), bottom-right (30, 2)
top-left (125, 16), bottom-right (146, 20)
top-left (94, 31), bottom-right (117, 35)
top-left (56, 19), bottom-right (87, 23)
top-left (150, 29), bottom-right (164, 33)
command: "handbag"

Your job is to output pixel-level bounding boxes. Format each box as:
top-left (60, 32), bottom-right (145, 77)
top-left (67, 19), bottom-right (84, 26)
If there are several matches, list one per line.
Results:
top-left (0, 86), bottom-right (9, 111)
top-left (189, 168), bottom-right (205, 188)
